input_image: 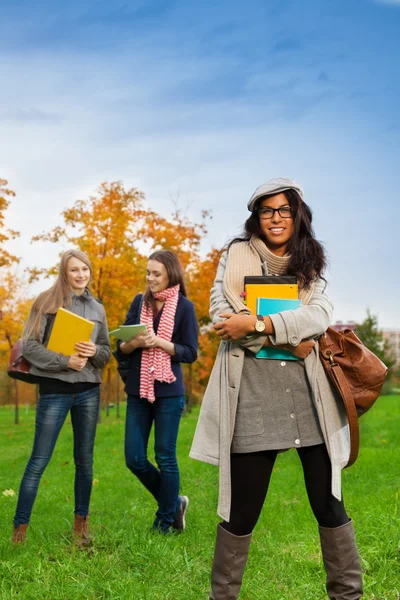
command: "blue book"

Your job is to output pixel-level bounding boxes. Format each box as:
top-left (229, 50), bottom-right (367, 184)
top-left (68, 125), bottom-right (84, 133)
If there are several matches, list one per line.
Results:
top-left (256, 297), bottom-right (302, 360)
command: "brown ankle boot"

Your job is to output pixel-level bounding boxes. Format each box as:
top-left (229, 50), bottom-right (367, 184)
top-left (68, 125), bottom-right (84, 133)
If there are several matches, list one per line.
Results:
top-left (73, 515), bottom-right (90, 546)
top-left (209, 523), bottom-right (252, 600)
top-left (319, 520), bottom-right (363, 599)
top-left (12, 523), bottom-right (28, 544)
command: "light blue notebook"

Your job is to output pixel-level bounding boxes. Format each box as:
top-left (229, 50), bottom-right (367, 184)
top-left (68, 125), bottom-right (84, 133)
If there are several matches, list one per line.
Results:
top-left (256, 297), bottom-right (302, 360)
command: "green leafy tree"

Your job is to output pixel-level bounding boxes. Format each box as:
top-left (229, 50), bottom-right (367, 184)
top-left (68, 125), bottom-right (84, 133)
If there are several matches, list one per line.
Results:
top-left (356, 310), bottom-right (396, 393)
top-left (356, 311), bottom-right (395, 367)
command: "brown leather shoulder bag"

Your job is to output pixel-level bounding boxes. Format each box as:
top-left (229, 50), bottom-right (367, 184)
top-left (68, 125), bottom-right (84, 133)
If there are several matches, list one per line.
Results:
top-left (319, 327), bottom-right (388, 467)
top-left (7, 338), bottom-right (41, 384)
top-left (7, 315), bottom-right (55, 385)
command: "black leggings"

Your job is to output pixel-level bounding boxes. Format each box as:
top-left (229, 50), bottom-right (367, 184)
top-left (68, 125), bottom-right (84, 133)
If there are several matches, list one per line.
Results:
top-left (223, 444), bottom-right (349, 536)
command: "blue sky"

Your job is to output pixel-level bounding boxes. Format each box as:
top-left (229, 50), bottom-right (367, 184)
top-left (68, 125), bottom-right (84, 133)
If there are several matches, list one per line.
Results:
top-left (1, 0), bottom-right (399, 326)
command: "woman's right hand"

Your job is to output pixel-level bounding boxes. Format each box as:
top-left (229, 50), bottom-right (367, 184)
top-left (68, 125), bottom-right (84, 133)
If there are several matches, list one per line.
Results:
top-left (68, 353), bottom-right (88, 371)
top-left (288, 340), bottom-right (316, 359)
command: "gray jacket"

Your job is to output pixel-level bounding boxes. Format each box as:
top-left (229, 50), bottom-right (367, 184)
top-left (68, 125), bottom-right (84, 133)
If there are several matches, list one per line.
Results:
top-left (23, 289), bottom-right (110, 384)
top-left (190, 251), bottom-right (350, 521)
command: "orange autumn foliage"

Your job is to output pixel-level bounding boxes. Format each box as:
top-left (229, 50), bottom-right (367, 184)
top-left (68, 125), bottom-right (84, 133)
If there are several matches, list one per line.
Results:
top-left (0, 179), bottom-right (19, 268)
top-left (29, 181), bottom-right (222, 401)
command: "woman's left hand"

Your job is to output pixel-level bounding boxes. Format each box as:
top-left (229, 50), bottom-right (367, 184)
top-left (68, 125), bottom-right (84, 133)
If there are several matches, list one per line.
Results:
top-left (139, 332), bottom-right (159, 348)
top-left (214, 313), bottom-right (257, 340)
top-left (75, 340), bottom-right (97, 357)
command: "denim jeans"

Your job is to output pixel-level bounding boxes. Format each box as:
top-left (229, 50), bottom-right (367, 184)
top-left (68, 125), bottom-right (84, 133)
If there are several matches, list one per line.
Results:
top-left (14, 387), bottom-right (100, 526)
top-left (125, 395), bottom-right (185, 532)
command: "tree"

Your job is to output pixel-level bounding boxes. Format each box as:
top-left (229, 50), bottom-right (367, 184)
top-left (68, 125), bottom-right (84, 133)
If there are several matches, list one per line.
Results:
top-left (186, 248), bottom-right (221, 403)
top-left (0, 179), bottom-right (20, 268)
top-left (0, 270), bottom-right (34, 419)
top-left (356, 310), bottom-right (396, 392)
top-left (0, 178), bottom-right (27, 417)
top-left (356, 311), bottom-right (395, 367)
top-left (30, 181), bottom-right (218, 406)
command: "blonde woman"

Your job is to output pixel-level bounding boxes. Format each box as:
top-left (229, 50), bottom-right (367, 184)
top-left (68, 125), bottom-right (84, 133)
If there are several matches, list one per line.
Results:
top-left (12, 250), bottom-right (110, 544)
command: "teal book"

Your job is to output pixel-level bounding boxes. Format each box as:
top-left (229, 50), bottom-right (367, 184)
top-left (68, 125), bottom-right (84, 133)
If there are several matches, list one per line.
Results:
top-left (256, 297), bottom-right (302, 360)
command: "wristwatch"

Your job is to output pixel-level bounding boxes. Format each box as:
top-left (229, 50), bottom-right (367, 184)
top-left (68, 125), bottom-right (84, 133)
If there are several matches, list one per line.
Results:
top-left (254, 314), bottom-right (266, 333)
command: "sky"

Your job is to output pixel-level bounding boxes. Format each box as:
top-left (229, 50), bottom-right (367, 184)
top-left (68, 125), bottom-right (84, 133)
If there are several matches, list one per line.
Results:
top-left (0, 0), bottom-right (399, 327)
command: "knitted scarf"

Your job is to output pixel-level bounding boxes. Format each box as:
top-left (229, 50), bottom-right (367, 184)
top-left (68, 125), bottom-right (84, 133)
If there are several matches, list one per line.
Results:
top-left (139, 284), bottom-right (180, 403)
top-left (223, 235), bottom-right (316, 311)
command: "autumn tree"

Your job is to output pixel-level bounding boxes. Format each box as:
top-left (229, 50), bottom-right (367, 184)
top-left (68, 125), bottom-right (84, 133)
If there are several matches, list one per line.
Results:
top-left (185, 248), bottom-right (221, 402)
top-left (0, 269), bottom-right (34, 418)
top-left (30, 181), bottom-right (219, 406)
top-left (0, 178), bottom-right (29, 418)
top-left (0, 179), bottom-right (19, 268)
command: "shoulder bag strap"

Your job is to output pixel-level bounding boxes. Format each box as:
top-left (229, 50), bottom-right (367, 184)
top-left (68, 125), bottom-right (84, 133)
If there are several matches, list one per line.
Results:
top-left (328, 362), bottom-right (360, 467)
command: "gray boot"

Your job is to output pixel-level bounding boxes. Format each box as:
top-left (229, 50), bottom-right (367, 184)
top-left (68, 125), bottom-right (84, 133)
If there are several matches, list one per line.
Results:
top-left (319, 520), bottom-right (363, 600)
top-left (209, 523), bottom-right (252, 600)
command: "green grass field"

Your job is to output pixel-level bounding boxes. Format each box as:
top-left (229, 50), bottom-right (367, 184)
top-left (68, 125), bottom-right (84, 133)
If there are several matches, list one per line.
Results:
top-left (0, 396), bottom-right (399, 600)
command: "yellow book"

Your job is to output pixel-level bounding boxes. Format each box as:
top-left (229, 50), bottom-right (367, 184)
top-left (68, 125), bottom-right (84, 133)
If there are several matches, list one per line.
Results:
top-left (47, 307), bottom-right (95, 356)
top-left (244, 276), bottom-right (298, 315)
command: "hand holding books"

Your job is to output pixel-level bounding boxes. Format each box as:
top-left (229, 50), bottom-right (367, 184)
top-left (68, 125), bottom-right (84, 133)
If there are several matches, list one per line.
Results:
top-left (68, 354), bottom-right (88, 371)
top-left (214, 312), bottom-right (272, 340)
top-left (74, 340), bottom-right (97, 357)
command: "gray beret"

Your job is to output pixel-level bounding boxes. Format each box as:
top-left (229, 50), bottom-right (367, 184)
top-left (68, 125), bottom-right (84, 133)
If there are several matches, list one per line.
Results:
top-left (247, 177), bottom-right (304, 212)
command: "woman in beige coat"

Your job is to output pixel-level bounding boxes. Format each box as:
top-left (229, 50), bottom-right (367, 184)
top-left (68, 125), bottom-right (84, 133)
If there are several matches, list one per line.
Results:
top-left (190, 178), bottom-right (363, 600)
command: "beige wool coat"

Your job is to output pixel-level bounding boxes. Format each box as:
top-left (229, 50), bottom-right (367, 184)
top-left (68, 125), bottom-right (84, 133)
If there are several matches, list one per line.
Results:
top-left (189, 250), bottom-right (350, 522)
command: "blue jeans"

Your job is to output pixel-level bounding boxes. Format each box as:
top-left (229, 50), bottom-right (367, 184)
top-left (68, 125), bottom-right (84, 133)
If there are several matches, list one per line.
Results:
top-left (14, 387), bottom-right (100, 526)
top-left (125, 395), bottom-right (185, 532)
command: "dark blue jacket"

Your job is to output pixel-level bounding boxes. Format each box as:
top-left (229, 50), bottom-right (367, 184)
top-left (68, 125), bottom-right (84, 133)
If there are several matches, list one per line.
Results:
top-left (119, 293), bottom-right (198, 399)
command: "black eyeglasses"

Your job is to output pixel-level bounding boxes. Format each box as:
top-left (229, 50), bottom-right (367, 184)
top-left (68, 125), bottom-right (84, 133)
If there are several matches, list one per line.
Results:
top-left (257, 206), bottom-right (293, 219)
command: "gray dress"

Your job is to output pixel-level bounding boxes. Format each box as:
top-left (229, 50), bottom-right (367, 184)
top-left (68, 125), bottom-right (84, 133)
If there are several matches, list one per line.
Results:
top-left (231, 350), bottom-right (324, 453)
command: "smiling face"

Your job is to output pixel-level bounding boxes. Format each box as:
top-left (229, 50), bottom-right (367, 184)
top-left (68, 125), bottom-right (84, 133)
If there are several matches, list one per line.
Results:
top-left (66, 257), bottom-right (91, 295)
top-left (146, 259), bottom-right (170, 294)
top-left (258, 193), bottom-right (295, 256)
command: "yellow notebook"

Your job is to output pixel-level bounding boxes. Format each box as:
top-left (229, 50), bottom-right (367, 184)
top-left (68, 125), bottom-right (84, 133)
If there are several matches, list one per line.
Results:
top-left (244, 276), bottom-right (298, 315)
top-left (47, 307), bottom-right (95, 356)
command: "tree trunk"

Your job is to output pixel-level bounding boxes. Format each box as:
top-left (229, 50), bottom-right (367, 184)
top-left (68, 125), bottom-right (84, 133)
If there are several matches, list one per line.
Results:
top-left (97, 383), bottom-right (102, 423)
top-left (106, 368), bottom-right (111, 417)
top-left (14, 380), bottom-right (20, 425)
top-left (116, 375), bottom-right (120, 419)
top-left (186, 363), bottom-right (193, 413)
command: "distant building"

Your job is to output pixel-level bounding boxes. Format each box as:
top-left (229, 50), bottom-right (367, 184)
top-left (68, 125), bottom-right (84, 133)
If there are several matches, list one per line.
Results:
top-left (382, 329), bottom-right (400, 367)
top-left (330, 321), bottom-right (357, 332)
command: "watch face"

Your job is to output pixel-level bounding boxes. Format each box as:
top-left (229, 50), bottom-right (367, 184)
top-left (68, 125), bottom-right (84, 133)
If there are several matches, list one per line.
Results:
top-left (255, 320), bottom-right (266, 332)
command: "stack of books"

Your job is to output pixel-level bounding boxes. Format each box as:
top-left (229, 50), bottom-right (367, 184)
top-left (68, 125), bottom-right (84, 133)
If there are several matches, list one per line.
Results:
top-left (243, 276), bottom-right (301, 360)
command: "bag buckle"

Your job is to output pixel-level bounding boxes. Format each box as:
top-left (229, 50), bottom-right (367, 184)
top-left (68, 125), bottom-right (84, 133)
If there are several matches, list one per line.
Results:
top-left (326, 349), bottom-right (338, 366)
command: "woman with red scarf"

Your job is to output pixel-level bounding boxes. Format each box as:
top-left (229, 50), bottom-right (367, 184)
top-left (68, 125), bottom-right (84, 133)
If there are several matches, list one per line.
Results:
top-left (118, 250), bottom-right (198, 533)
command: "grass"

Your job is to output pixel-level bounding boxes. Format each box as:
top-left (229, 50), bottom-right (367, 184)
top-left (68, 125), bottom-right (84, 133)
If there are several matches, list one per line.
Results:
top-left (0, 396), bottom-right (399, 600)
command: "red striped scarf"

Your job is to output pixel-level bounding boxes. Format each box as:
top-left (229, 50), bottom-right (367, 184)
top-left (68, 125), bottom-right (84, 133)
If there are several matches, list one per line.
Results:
top-left (139, 284), bottom-right (180, 403)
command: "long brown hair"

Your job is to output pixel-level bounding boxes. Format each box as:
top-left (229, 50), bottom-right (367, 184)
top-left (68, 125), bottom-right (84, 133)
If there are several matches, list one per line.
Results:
top-left (143, 250), bottom-right (187, 309)
top-left (24, 249), bottom-right (93, 340)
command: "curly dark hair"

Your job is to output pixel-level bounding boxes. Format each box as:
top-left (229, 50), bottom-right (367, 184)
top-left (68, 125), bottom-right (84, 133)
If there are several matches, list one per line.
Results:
top-left (228, 189), bottom-right (327, 287)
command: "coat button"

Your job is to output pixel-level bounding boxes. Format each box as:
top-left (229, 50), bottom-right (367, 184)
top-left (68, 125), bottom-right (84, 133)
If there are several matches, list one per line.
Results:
top-left (280, 361), bottom-right (286, 366)
top-left (290, 413), bottom-right (295, 419)
top-left (286, 388), bottom-right (291, 393)
top-left (295, 438), bottom-right (300, 445)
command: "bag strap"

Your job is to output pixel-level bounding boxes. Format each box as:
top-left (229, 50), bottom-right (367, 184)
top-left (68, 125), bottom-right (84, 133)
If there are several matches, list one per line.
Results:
top-left (42, 313), bottom-right (55, 344)
top-left (327, 361), bottom-right (360, 467)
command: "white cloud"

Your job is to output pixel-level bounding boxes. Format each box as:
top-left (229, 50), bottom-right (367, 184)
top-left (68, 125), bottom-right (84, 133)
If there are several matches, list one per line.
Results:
top-left (1, 42), bottom-right (399, 328)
